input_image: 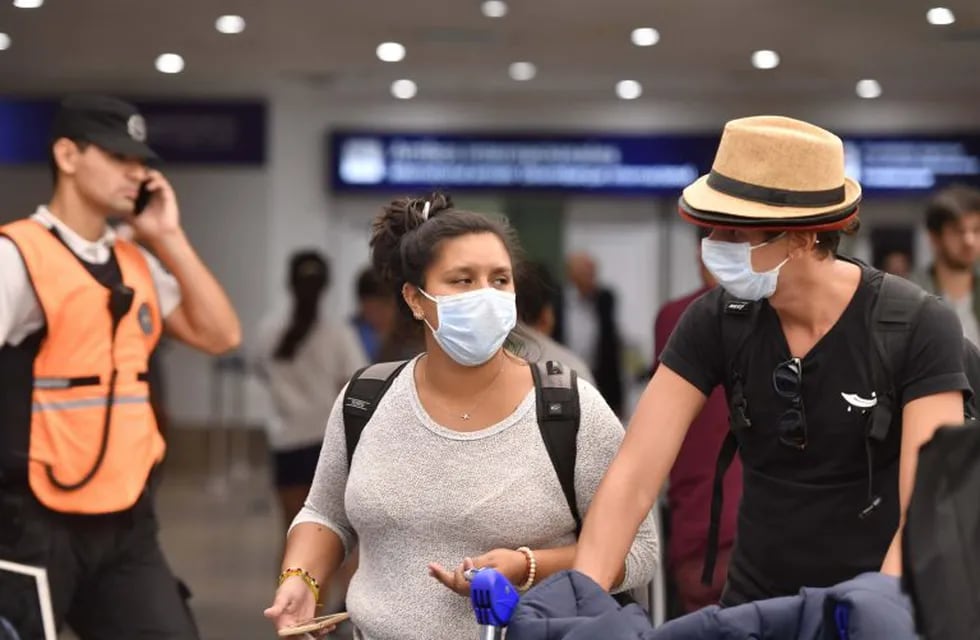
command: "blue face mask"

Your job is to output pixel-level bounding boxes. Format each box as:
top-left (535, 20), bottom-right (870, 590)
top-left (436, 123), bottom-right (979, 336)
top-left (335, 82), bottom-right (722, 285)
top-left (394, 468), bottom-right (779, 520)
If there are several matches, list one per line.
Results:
top-left (420, 287), bottom-right (517, 367)
top-left (701, 234), bottom-right (789, 301)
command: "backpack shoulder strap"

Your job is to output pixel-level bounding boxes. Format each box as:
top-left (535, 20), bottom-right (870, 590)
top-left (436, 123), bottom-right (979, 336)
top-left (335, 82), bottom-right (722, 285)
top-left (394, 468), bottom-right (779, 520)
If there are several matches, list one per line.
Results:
top-left (702, 430), bottom-right (739, 586)
top-left (343, 360), bottom-right (410, 469)
top-left (701, 293), bottom-right (762, 586)
top-left (718, 292), bottom-right (764, 430)
top-left (868, 273), bottom-right (928, 441)
top-left (530, 360), bottom-right (582, 537)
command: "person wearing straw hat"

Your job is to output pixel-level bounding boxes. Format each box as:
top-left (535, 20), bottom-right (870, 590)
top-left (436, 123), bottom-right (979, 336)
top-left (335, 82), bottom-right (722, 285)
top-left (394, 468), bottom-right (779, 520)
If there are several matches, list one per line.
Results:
top-left (573, 115), bottom-right (968, 605)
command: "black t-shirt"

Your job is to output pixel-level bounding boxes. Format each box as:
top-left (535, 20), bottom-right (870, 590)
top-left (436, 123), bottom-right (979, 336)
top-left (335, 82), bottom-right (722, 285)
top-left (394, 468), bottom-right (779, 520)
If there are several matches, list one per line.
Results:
top-left (660, 260), bottom-right (968, 602)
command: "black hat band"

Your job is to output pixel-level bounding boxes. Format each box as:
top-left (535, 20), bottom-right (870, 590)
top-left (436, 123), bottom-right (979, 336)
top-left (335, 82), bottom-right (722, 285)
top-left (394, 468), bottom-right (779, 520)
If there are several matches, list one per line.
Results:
top-left (707, 170), bottom-right (846, 208)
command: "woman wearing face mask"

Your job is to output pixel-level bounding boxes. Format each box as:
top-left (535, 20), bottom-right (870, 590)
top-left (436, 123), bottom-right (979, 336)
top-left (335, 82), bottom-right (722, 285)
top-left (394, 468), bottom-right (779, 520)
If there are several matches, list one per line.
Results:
top-left (573, 116), bottom-right (968, 607)
top-left (263, 194), bottom-right (658, 639)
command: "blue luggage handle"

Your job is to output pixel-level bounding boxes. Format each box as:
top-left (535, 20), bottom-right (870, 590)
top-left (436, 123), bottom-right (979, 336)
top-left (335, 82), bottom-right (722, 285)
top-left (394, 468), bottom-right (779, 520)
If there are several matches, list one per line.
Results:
top-left (467, 568), bottom-right (520, 634)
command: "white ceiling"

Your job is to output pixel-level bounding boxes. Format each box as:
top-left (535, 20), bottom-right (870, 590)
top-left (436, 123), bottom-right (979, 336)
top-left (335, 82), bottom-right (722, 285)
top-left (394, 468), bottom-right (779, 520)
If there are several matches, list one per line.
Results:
top-left (0, 0), bottom-right (978, 104)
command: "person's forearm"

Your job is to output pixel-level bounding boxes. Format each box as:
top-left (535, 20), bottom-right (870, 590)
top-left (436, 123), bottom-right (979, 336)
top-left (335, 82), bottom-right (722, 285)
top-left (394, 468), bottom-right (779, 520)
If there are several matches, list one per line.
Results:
top-left (531, 544), bottom-right (626, 588)
top-left (281, 522), bottom-right (348, 588)
top-left (577, 367), bottom-right (702, 590)
top-left (881, 392), bottom-right (963, 577)
top-left (150, 229), bottom-right (241, 353)
top-left (573, 463), bottom-right (658, 590)
top-left (881, 527), bottom-right (903, 576)
top-left (527, 545), bottom-right (575, 585)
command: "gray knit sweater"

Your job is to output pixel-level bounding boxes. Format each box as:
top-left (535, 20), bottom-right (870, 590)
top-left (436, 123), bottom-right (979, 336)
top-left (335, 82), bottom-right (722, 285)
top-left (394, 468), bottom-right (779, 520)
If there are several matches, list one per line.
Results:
top-left (293, 357), bottom-right (659, 640)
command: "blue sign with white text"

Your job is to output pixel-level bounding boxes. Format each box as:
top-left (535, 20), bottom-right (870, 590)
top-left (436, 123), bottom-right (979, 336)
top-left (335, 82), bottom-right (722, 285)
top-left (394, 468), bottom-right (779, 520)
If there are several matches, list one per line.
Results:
top-left (329, 132), bottom-right (719, 196)
top-left (328, 130), bottom-right (980, 197)
top-left (0, 98), bottom-right (267, 165)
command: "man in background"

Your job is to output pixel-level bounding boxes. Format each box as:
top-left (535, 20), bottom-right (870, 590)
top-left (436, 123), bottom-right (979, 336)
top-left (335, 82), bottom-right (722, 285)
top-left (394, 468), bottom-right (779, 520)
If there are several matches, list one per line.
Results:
top-left (912, 185), bottom-right (980, 345)
top-left (653, 228), bottom-right (742, 614)
top-left (561, 252), bottom-right (624, 414)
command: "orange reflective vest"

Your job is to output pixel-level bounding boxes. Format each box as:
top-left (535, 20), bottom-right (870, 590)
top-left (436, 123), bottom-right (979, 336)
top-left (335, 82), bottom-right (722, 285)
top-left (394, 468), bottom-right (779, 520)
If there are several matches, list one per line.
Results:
top-left (1, 219), bottom-right (165, 514)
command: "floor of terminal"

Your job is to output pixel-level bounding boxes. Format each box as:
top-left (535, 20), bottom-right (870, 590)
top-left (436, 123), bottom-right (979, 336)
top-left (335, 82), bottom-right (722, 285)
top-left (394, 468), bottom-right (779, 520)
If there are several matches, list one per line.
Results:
top-left (58, 426), bottom-right (350, 640)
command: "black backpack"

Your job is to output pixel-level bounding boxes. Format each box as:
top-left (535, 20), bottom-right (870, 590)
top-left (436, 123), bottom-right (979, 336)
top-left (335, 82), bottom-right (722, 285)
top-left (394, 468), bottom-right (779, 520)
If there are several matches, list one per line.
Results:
top-left (902, 423), bottom-right (980, 640)
top-left (701, 272), bottom-right (980, 585)
top-left (341, 359), bottom-right (585, 536)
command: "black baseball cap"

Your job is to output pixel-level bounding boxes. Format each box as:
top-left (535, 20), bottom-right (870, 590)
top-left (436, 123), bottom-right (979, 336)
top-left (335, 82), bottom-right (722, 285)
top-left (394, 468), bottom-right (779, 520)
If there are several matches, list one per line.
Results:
top-left (50, 94), bottom-right (158, 161)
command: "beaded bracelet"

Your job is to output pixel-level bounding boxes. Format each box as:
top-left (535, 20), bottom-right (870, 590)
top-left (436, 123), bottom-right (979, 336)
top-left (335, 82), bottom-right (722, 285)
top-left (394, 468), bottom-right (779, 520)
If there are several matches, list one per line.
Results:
top-left (278, 567), bottom-right (321, 604)
top-left (515, 546), bottom-right (537, 592)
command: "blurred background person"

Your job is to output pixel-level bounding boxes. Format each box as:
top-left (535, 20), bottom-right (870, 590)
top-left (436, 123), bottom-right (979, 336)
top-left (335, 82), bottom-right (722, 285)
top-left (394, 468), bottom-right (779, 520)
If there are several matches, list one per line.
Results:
top-left (879, 249), bottom-right (913, 278)
top-left (349, 266), bottom-right (397, 363)
top-left (560, 251), bottom-right (624, 415)
top-left (350, 266), bottom-right (426, 363)
top-left (912, 185), bottom-right (980, 345)
top-left (509, 260), bottom-right (596, 384)
top-left (870, 226), bottom-right (916, 280)
top-left (653, 228), bottom-right (742, 615)
top-left (254, 250), bottom-right (367, 531)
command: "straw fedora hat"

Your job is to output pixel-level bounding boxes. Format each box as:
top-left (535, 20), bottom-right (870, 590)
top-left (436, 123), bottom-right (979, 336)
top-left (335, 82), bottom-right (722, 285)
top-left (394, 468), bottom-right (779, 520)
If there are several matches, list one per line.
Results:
top-left (679, 115), bottom-right (862, 230)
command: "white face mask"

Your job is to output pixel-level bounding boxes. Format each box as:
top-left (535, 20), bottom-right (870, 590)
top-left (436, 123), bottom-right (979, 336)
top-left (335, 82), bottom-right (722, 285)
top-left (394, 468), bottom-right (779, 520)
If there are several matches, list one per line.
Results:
top-left (701, 233), bottom-right (789, 301)
top-left (420, 287), bottom-right (517, 367)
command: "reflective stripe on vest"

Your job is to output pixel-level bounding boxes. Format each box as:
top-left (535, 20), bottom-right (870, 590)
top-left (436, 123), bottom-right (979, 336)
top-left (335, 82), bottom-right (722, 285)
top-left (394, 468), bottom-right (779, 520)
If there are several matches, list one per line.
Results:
top-left (33, 395), bottom-right (149, 413)
top-left (0, 219), bottom-right (164, 515)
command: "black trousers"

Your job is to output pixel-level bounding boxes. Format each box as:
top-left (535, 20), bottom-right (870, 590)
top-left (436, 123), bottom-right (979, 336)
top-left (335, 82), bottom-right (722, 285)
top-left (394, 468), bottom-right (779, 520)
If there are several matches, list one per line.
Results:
top-left (0, 484), bottom-right (198, 640)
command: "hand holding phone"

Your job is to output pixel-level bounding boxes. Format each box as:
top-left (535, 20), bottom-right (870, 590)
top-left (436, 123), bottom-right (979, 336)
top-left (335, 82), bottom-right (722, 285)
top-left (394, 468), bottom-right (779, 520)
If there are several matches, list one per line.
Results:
top-left (277, 612), bottom-right (350, 637)
top-left (133, 179), bottom-right (153, 216)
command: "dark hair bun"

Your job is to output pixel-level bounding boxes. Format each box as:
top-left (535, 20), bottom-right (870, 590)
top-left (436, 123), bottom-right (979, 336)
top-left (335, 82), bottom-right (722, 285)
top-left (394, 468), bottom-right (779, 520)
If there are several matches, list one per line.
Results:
top-left (370, 191), bottom-right (453, 282)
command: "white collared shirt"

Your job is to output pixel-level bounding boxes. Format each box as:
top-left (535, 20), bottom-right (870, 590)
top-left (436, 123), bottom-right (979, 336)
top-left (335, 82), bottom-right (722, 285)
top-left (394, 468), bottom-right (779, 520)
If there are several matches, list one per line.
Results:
top-left (0, 206), bottom-right (181, 347)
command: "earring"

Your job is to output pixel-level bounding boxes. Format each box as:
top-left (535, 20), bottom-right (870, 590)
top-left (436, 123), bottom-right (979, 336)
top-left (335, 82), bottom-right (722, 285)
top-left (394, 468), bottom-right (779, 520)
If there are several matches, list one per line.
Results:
top-left (414, 311), bottom-right (424, 320)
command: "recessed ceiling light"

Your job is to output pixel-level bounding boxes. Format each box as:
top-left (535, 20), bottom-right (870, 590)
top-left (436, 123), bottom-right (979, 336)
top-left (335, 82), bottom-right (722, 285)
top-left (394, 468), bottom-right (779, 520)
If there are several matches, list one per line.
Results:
top-left (631, 28), bottom-right (660, 47)
top-left (215, 15), bottom-right (246, 34)
top-left (155, 53), bottom-right (185, 74)
top-left (926, 7), bottom-right (955, 25)
top-left (376, 42), bottom-right (406, 63)
top-left (751, 50), bottom-right (780, 70)
top-left (509, 62), bottom-right (537, 81)
top-left (391, 79), bottom-right (418, 100)
top-left (616, 80), bottom-right (643, 100)
top-left (13, 0), bottom-right (43, 8)
top-left (856, 79), bottom-right (882, 99)
top-left (481, 0), bottom-right (508, 18)
top-left (0, 33), bottom-right (10, 50)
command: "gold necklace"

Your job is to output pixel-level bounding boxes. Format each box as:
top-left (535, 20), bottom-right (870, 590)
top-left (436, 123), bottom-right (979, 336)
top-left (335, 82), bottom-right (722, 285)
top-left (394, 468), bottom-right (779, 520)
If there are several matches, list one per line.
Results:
top-left (421, 356), bottom-right (507, 421)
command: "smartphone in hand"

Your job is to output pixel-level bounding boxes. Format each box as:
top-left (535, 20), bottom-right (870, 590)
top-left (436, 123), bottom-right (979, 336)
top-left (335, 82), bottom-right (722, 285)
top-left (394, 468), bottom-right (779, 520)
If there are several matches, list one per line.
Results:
top-left (277, 612), bottom-right (351, 637)
top-left (133, 180), bottom-right (153, 215)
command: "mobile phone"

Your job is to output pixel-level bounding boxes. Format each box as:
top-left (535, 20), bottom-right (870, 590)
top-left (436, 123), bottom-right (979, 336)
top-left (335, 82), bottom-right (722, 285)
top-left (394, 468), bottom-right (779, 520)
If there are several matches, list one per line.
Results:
top-left (133, 180), bottom-right (153, 215)
top-left (277, 612), bottom-right (351, 637)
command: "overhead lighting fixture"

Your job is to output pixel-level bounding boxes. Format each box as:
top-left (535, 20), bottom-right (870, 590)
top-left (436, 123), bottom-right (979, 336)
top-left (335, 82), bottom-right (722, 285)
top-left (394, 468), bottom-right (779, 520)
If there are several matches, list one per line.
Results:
top-left (12, 0), bottom-right (43, 8)
top-left (509, 61), bottom-right (537, 81)
top-left (215, 15), bottom-right (246, 34)
top-left (751, 49), bottom-right (780, 70)
top-left (856, 79), bottom-right (882, 99)
top-left (926, 7), bottom-right (955, 25)
top-left (376, 41), bottom-right (406, 63)
top-left (631, 28), bottom-right (660, 47)
top-left (0, 33), bottom-right (10, 50)
top-left (481, 0), bottom-right (508, 18)
top-left (391, 79), bottom-right (418, 100)
top-left (155, 53), bottom-right (185, 74)
top-left (616, 80), bottom-right (643, 100)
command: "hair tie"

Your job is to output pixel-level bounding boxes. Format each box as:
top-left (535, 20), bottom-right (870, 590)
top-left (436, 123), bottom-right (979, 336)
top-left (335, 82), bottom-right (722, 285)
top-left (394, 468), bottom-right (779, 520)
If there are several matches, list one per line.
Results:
top-left (422, 200), bottom-right (431, 221)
